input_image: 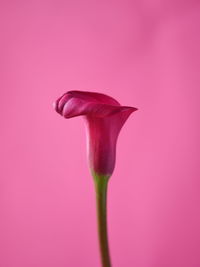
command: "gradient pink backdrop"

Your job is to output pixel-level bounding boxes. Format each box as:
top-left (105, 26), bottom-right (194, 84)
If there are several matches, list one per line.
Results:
top-left (1, 1), bottom-right (200, 266)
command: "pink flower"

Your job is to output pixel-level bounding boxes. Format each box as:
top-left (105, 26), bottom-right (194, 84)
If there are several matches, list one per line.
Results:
top-left (54, 90), bottom-right (137, 177)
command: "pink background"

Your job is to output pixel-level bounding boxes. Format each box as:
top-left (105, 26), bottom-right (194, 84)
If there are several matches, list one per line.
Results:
top-left (1, 0), bottom-right (200, 266)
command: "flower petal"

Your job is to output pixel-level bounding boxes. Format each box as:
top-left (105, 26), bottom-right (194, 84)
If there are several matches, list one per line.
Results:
top-left (54, 91), bottom-right (137, 119)
top-left (67, 91), bottom-right (120, 106)
top-left (61, 98), bottom-right (136, 118)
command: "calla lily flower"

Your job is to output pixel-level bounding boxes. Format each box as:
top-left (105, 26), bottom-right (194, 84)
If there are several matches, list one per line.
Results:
top-left (54, 90), bottom-right (137, 177)
top-left (54, 90), bottom-right (137, 267)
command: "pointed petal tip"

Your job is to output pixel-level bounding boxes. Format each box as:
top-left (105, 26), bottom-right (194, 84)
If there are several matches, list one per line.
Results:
top-left (122, 106), bottom-right (138, 113)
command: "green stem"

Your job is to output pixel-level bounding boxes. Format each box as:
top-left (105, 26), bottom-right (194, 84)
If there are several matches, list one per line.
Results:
top-left (93, 174), bottom-right (111, 267)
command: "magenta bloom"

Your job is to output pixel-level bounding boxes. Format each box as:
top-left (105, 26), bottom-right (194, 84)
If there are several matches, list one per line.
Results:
top-left (54, 90), bottom-right (137, 177)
